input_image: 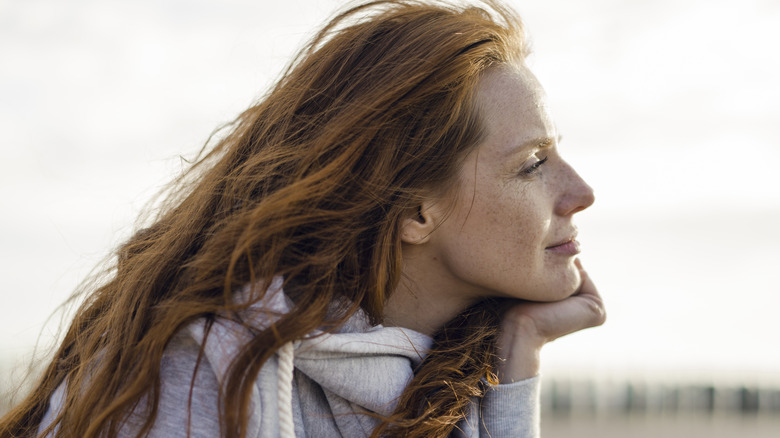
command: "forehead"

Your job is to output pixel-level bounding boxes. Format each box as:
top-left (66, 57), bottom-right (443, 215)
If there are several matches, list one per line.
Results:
top-left (474, 64), bottom-right (556, 157)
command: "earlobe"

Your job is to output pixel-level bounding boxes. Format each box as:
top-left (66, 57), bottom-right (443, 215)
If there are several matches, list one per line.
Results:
top-left (400, 204), bottom-right (437, 245)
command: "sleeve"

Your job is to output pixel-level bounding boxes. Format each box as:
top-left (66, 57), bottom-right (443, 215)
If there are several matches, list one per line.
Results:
top-left (117, 331), bottom-right (223, 438)
top-left (478, 376), bottom-right (541, 437)
top-left (451, 375), bottom-right (541, 437)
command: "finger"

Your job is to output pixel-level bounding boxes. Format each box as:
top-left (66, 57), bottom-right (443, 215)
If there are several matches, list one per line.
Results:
top-left (572, 260), bottom-right (606, 328)
top-left (576, 292), bottom-right (607, 330)
top-left (544, 292), bottom-right (607, 341)
top-left (574, 258), bottom-right (599, 299)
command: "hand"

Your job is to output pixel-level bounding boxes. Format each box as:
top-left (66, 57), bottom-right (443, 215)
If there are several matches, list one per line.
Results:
top-left (494, 259), bottom-right (606, 383)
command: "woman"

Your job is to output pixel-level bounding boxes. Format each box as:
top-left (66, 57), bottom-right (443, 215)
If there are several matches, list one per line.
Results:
top-left (0, 1), bottom-right (605, 437)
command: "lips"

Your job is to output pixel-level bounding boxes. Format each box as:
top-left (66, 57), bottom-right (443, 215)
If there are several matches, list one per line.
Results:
top-left (545, 234), bottom-right (580, 255)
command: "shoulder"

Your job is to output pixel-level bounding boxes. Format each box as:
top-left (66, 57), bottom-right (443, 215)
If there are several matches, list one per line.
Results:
top-left (119, 330), bottom-right (222, 438)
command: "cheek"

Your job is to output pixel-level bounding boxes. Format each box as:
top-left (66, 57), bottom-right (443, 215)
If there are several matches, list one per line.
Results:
top-left (447, 177), bottom-right (549, 253)
top-left (486, 192), bottom-right (548, 250)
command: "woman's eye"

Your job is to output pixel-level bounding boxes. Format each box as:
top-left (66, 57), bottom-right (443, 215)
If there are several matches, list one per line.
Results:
top-left (521, 156), bottom-right (548, 176)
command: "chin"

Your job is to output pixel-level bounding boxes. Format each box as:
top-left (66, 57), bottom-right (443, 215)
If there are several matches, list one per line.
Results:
top-left (547, 267), bottom-right (582, 301)
top-left (563, 268), bottom-right (583, 295)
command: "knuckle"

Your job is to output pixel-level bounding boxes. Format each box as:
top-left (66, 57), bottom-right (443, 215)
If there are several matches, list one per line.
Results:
top-left (587, 298), bottom-right (607, 326)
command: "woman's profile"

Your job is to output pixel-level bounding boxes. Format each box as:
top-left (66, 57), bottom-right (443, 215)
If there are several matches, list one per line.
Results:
top-left (1, 1), bottom-right (605, 437)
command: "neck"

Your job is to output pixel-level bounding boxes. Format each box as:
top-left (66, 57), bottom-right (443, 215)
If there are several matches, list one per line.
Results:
top-left (383, 247), bottom-right (476, 336)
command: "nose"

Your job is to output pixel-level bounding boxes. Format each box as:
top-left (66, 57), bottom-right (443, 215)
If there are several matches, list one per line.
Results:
top-left (554, 160), bottom-right (595, 216)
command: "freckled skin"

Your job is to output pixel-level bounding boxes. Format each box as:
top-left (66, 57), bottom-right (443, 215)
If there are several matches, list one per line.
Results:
top-left (427, 64), bottom-right (595, 304)
top-left (387, 64), bottom-right (605, 381)
top-left (390, 64), bottom-right (595, 332)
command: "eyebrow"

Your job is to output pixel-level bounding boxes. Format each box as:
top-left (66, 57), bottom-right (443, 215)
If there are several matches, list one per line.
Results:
top-left (507, 134), bottom-right (562, 157)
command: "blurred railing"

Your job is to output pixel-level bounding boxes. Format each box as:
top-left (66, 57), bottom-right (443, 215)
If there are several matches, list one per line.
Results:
top-left (542, 378), bottom-right (780, 416)
top-left (540, 379), bottom-right (780, 438)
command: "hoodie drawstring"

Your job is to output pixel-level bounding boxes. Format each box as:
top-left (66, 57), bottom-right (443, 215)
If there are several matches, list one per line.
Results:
top-left (277, 341), bottom-right (295, 438)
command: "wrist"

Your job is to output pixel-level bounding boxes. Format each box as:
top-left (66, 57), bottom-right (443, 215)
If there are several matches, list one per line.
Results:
top-left (495, 336), bottom-right (542, 383)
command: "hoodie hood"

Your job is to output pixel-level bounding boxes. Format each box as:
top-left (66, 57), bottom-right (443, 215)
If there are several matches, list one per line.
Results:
top-left (187, 277), bottom-right (433, 437)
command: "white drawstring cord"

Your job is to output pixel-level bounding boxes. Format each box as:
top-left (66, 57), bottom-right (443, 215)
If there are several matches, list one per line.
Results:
top-left (277, 341), bottom-right (295, 438)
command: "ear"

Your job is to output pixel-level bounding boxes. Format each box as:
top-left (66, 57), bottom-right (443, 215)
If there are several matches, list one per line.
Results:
top-left (400, 203), bottom-right (438, 245)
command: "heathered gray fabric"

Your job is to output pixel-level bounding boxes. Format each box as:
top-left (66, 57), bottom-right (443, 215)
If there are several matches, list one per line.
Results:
top-left (38, 278), bottom-right (540, 437)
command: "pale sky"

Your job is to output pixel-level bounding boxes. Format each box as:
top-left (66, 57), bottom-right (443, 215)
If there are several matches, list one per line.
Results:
top-left (2, 0), bottom-right (779, 385)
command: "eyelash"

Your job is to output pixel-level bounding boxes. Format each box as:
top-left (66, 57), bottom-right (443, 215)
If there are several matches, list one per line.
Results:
top-left (521, 156), bottom-right (548, 176)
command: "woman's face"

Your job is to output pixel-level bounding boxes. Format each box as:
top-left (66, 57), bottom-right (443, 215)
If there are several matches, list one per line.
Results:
top-left (419, 64), bottom-right (595, 304)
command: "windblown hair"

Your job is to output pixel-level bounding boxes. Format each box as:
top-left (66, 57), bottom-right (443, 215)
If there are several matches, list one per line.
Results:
top-left (1, 1), bottom-right (526, 437)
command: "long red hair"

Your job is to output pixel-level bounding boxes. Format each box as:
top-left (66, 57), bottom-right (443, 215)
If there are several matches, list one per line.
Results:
top-left (0, 1), bottom-right (526, 436)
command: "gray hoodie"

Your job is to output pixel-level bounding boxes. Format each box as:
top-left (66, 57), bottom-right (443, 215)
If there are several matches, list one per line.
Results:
top-left (39, 278), bottom-right (540, 437)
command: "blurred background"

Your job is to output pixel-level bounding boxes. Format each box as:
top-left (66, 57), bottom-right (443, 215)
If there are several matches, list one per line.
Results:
top-left (1, 0), bottom-right (779, 435)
